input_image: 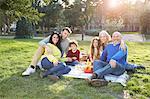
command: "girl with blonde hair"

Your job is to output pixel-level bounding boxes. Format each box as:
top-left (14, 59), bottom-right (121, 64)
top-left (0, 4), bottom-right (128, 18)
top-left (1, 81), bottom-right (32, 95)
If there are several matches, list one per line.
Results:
top-left (99, 30), bottom-right (111, 50)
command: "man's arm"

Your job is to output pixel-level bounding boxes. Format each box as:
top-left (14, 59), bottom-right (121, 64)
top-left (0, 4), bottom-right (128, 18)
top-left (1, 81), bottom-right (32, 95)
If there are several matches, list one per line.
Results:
top-left (111, 48), bottom-right (127, 61)
top-left (39, 36), bottom-right (50, 46)
top-left (110, 48), bottom-right (127, 68)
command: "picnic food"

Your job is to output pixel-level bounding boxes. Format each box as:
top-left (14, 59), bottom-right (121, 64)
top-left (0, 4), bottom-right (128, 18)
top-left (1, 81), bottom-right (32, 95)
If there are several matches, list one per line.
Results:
top-left (84, 59), bottom-right (93, 73)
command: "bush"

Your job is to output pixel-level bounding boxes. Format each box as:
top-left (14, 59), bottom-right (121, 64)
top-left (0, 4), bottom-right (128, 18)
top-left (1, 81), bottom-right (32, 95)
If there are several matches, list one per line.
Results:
top-left (85, 29), bottom-right (101, 36)
top-left (15, 17), bottom-right (35, 38)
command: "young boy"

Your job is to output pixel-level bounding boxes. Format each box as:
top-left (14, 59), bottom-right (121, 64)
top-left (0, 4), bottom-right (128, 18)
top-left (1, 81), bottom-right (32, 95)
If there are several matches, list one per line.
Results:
top-left (66, 40), bottom-right (80, 66)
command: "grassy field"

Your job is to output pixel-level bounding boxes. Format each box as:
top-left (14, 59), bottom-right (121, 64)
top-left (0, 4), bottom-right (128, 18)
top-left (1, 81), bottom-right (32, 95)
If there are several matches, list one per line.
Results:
top-left (0, 39), bottom-right (150, 99)
top-left (122, 32), bottom-right (140, 34)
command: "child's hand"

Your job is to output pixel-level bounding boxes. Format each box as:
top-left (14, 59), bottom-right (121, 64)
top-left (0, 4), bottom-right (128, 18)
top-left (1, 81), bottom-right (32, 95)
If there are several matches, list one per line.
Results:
top-left (72, 57), bottom-right (77, 60)
top-left (67, 57), bottom-right (72, 62)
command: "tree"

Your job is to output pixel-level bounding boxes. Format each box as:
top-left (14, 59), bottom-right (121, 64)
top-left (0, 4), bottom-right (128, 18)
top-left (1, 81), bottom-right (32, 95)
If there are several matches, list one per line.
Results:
top-left (0, 0), bottom-right (42, 35)
top-left (63, 0), bottom-right (85, 29)
top-left (140, 9), bottom-right (150, 40)
top-left (15, 17), bottom-right (34, 38)
top-left (0, 9), bottom-right (4, 34)
top-left (37, 0), bottom-right (69, 33)
top-left (103, 17), bottom-right (124, 34)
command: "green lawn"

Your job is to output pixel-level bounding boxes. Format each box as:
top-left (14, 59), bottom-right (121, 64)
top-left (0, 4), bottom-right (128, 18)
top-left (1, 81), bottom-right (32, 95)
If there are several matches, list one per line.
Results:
top-left (0, 39), bottom-right (150, 99)
top-left (122, 32), bottom-right (140, 34)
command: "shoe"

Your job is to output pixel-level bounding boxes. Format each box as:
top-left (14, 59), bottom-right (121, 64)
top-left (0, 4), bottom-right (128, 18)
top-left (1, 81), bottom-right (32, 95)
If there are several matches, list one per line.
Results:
top-left (36, 61), bottom-right (44, 71)
top-left (85, 78), bottom-right (92, 84)
top-left (136, 65), bottom-right (145, 70)
top-left (91, 73), bottom-right (97, 80)
top-left (22, 66), bottom-right (35, 76)
top-left (126, 69), bottom-right (137, 73)
top-left (48, 75), bottom-right (60, 81)
top-left (90, 79), bottom-right (108, 87)
top-left (40, 72), bottom-right (46, 78)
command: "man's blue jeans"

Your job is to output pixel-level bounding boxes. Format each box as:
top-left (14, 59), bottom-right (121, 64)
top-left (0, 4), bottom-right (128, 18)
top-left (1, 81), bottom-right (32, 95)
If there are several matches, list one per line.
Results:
top-left (93, 60), bottom-right (125, 79)
top-left (124, 63), bottom-right (138, 70)
top-left (41, 57), bottom-right (71, 77)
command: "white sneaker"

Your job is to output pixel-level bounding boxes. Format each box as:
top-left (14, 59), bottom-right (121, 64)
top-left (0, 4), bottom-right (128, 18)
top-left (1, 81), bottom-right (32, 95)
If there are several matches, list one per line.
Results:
top-left (37, 61), bottom-right (44, 71)
top-left (22, 66), bottom-right (35, 76)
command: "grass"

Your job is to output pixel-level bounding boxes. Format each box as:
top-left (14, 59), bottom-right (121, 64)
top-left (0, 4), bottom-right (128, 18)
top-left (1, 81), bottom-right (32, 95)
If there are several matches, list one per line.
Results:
top-left (0, 39), bottom-right (150, 99)
top-left (122, 32), bottom-right (140, 34)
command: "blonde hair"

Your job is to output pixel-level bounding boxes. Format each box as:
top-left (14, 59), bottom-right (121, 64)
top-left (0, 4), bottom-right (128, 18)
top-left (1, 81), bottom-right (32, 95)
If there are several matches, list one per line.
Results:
top-left (99, 30), bottom-right (111, 49)
top-left (120, 40), bottom-right (126, 51)
top-left (90, 37), bottom-right (101, 60)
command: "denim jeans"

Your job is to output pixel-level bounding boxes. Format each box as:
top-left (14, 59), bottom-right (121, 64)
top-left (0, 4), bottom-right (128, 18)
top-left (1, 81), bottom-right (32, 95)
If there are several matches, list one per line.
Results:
top-left (124, 63), bottom-right (138, 70)
top-left (66, 60), bottom-right (79, 66)
top-left (41, 57), bottom-right (71, 77)
top-left (93, 60), bottom-right (125, 79)
top-left (41, 57), bottom-right (53, 70)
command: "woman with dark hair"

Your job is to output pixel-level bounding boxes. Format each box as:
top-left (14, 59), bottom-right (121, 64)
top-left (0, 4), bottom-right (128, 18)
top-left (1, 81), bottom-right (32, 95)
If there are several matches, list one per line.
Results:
top-left (22, 27), bottom-right (72, 76)
top-left (40, 32), bottom-right (71, 81)
top-left (48, 32), bottom-right (62, 52)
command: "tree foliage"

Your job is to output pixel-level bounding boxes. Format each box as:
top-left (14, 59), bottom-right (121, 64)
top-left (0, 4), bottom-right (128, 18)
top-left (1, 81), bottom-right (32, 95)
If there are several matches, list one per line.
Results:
top-left (0, 0), bottom-right (43, 36)
top-left (15, 17), bottom-right (34, 38)
top-left (140, 9), bottom-right (150, 39)
top-left (63, 0), bottom-right (85, 28)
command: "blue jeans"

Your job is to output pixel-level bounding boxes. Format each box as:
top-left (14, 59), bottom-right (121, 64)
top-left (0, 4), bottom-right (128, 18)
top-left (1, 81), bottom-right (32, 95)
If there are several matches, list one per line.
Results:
top-left (41, 57), bottom-right (71, 77)
top-left (93, 60), bottom-right (125, 79)
top-left (41, 57), bottom-right (53, 70)
top-left (124, 63), bottom-right (138, 70)
top-left (66, 60), bottom-right (79, 66)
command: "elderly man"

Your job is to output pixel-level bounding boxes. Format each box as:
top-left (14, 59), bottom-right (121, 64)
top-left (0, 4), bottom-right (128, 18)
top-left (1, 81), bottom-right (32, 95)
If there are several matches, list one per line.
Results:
top-left (89, 32), bottom-right (145, 86)
top-left (88, 32), bottom-right (129, 86)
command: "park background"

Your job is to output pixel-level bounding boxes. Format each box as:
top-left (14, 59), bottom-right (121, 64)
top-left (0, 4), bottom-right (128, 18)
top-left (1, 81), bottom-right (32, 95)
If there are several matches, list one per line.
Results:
top-left (0, 0), bottom-right (150, 99)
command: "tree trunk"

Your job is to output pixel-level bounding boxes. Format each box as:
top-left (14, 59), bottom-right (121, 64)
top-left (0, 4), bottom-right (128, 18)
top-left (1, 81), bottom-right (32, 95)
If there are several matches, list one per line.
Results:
top-left (0, 27), bottom-right (2, 35)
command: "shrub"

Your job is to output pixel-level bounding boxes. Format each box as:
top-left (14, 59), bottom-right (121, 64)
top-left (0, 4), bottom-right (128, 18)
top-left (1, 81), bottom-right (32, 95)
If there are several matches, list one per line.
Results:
top-left (15, 17), bottom-right (35, 38)
top-left (85, 29), bottom-right (101, 36)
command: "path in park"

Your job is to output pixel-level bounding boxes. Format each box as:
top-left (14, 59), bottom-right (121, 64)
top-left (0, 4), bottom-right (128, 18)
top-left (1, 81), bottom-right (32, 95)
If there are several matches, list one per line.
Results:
top-left (0, 34), bottom-right (150, 42)
top-left (70, 34), bottom-right (149, 42)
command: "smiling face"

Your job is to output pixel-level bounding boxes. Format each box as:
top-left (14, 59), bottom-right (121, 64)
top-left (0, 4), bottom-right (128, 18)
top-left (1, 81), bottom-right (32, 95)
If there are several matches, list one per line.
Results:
top-left (99, 34), bottom-right (108, 44)
top-left (93, 39), bottom-right (99, 48)
top-left (99, 30), bottom-right (111, 44)
top-left (61, 30), bottom-right (70, 39)
top-left (70, 43), bottom-right (77, 51)
top-left (112, 32), bottom-right (122, 43)
top-left (52, 34), bottom-right (59, 45)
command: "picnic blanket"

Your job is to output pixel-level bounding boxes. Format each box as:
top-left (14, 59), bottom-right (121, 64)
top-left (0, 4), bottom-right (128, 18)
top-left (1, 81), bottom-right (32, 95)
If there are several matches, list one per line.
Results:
top-left (37, 61), bottom-right (129, 86)
top-left (63, 64), bottom-right (92, 79)
top-left (63, 64), bottom-right (129, 86)
top-left (104, 72), bottom-right (129, 86)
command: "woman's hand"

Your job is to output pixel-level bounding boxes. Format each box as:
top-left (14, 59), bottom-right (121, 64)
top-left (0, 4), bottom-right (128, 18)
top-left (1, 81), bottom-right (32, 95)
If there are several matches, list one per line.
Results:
top-left (53, 61), bottom-right (59, 66)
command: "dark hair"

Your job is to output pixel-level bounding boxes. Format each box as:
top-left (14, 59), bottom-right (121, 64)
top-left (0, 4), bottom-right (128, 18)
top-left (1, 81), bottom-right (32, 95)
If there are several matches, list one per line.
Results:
top-left (69, 40), bottom-right (78, 47)
top-left (49, 32), bottom-right (62, 52)
top-left (62, 27), bottom-right (72, 34)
